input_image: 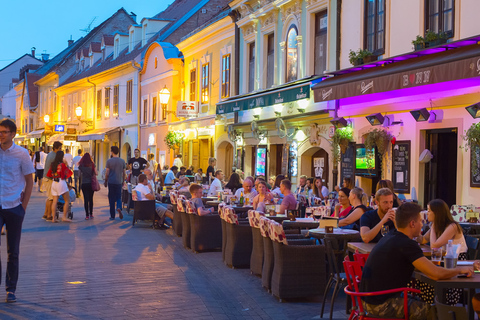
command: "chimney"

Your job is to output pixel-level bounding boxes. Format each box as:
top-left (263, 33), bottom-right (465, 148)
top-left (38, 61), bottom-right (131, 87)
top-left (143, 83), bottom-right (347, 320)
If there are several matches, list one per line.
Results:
top-left (31, 47), bottom-right (36, 57)
top-left (41, 53), bottom-right (50, 62)
top-left (130, 11), bottom-right (137, 23)
top-left (68, 39), bottom-right (74, 46)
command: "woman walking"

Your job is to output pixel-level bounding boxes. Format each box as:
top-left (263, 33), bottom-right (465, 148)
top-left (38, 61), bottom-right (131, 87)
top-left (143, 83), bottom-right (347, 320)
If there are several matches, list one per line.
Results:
top-left (78, 153), bottom-right (96, 220)
top-left (46, 151), bottom-right (73, 222)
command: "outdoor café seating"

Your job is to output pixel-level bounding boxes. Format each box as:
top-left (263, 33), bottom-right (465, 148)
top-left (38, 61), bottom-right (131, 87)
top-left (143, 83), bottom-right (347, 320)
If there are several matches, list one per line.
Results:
top-left (186, 200), bottom-right (222, 253)
top-left (177, 196), bottom-right (191, 249)
top-left (132, 199), bottom-right (157, 227)
top-left (223, 206), bottom-right (253, 268)
top-left (248, 210), bottom-right (264, 276)
top-left (169, 190), bottom-right (182, 237)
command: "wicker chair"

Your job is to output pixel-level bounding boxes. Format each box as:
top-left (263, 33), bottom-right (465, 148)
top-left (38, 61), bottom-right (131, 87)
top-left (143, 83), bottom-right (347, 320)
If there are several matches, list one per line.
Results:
top-left (186, 200), bottom-right (222, 252)
top-left (224, 207), bottom-right (252, 268)
top-left (132, 199), bottom-right (157, 227)
top-left (177, 198), bottom-right (191, 249)
top-left (269, 219), bottom-right (327, 301)
top-left (170, 191), bottom-right (182, 237)
top-left (248, 210), bottom-right (264, 276)
top-left (219, 204), bottom-right (228, 263)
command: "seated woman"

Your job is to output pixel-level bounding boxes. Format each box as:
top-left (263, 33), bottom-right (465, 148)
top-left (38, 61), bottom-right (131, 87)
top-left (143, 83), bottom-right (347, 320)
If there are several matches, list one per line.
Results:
top-left (189, 184), bottom-right (215, 216)
top-left (333, 188), bottom-right (352, 219)
top-left (271, 174), bottom-right (285, 199)
top-left (224, 172), bottom-right (243, 194)
top-left (176, 177), bottom-right (190, 194)
top-left (338, 187), bottom-right (368, 229)
top-left (376, 179), bottom-right (401, 207)
top-left (416, 198), bottom-right (468, 305)
top-left (309, 177), bottom-right (329, 200)
top-left (252, 180), bottom-right (273, 213)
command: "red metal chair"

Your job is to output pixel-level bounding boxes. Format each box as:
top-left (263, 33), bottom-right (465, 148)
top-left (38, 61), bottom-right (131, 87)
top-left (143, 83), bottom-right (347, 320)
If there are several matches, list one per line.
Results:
top-left (343, 260), bottom-right (421, 320)
top-left (353, 253), bottom-right (369, 267)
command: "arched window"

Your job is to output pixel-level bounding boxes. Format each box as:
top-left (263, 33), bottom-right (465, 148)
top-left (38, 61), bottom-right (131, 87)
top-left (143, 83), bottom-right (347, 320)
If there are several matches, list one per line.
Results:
top-left (286, 25), bottom-right (298, 83)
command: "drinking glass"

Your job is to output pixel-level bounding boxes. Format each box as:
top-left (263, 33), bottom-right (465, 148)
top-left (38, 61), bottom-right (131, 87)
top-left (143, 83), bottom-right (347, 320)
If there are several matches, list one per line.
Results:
top-left (245, 197), bottom-right (249, 205)
top-left (431, 247), bottom-right (443, 266)
top-left (381, 225), bottom-right (389, 237)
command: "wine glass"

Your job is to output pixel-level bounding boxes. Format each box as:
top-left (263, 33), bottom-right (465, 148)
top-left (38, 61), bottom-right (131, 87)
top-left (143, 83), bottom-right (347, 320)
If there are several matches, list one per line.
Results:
top-left (381, 225), bottom-right (389, 237)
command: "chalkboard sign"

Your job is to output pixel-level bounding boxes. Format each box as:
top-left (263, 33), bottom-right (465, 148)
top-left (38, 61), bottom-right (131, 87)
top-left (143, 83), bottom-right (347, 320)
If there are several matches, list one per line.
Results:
top-left (470, 145), bottom-right (480, 188)
top-left (392, 141), bottom-right (410, 193)
top-left (340, 142), bottom-right (355, 184)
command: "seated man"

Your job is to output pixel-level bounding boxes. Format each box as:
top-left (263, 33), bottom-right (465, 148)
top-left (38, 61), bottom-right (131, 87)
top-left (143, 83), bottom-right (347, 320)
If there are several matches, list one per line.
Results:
top-left (360, 188), bottom-right (396, 243)
top-left (176, 166), bottom-right (187, 179)
top-left (134, 174), bottom-right (173, 229)
top-left (164, 166), bottom-right (178, 185)
top-left (144, 168), bottom-right (177, 215)
top-left (360, 202), bottom-right (473, 320)
top-left (207, 170), bottom-right (224, 196)
top-left (279, 179), bottom-right (297, 214)
top-left (234, 176), bottom-right (258, 199)
top-left (189, 184), bottom-right (216, 216)
top-left (176, 176), bottom-right (190, 195)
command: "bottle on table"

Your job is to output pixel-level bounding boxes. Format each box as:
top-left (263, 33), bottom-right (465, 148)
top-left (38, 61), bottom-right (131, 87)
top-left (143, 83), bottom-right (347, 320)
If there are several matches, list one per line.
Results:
top-left (239, 191), bottom-right (244, 206)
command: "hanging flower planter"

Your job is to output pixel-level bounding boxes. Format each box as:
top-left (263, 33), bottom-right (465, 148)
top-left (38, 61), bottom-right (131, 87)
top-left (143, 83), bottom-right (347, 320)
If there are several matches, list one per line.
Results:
top-left (164, 131), bottom-right (184, 150)
top-left (461, 122), bottom-right (480, 175)
top-left (332, 126), bottom-right (354, 164)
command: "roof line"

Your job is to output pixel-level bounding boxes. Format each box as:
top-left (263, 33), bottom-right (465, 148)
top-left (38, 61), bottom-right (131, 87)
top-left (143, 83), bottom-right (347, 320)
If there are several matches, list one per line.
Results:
top-left (0, 54), bottom-right (42, 73)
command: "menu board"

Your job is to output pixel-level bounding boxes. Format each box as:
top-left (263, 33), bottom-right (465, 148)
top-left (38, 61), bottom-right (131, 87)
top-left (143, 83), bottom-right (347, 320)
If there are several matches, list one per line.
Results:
top-left (340, 142), bottom-right (355, 183)
top-left (255, 147), bottom-right (267, 177)
top-left (392, 141), bottom-right (410, 193)
top-left (470, 145), bottom-right (480, 188)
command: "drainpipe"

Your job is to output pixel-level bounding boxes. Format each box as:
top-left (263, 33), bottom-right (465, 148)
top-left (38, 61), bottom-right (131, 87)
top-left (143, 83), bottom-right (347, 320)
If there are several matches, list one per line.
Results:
top-left (131, 61), bottom-right (142, 155)
top-left (86, 78), bottom-right (97, 168)
top-left (229, 10), bottom-right (240, 97)
top-left (332, 0), bottom-right (342, 189)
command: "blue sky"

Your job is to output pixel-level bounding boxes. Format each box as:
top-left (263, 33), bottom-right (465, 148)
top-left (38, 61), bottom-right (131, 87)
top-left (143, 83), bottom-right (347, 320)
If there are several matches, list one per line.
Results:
top-left (0, 0), bottom-right (175, 70)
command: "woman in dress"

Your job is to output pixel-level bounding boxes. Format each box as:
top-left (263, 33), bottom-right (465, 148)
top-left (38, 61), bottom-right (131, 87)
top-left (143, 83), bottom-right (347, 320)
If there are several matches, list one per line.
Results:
top-left (252, 180), bottom-right (273, 213)
top-left (333, 188), bottom-right (352, 219)
top-left (46, 151), bottom-right (73, 222)
top-left (338, 187), bottom-right (368, 229)
top-left (78, 153), bottom-right (96, 220)
top-left (224, 172), bottom-right (242, 193)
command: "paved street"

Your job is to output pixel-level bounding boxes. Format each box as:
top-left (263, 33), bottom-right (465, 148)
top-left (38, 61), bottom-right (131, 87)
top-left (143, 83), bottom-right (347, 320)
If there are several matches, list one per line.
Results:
top-left (0, 187), bottom-right (348, 320)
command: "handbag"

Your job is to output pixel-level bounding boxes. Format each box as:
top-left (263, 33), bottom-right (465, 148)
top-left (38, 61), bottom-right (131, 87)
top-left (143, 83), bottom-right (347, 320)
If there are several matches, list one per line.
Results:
top-left (92, 167), bottom-right (101, 192)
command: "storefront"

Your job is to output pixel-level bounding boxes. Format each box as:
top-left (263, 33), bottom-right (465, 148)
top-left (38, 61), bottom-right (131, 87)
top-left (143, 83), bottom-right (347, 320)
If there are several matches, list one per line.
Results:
top-left (77, 127), bottom-right (124, 172)
top-left (312, 35), bottom-right (480, 207)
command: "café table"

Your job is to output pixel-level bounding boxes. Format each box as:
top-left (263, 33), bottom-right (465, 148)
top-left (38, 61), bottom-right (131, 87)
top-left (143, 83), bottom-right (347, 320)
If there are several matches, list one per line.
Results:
top-left (414, 265), bottom-right (480, 320)
top-left (282, 218), bottom-right (319, 230)
top-left (202, 197), bottom-right (218, 204)
top-left (265, 214), bottom-right (290, 223)
top-left (308, 228), bottom-right (360, 241)
top-left (460, 222), bottom-right (480, 235)
top-left (347, 241), bottom-right (431, 257)
top-left (206, 201), bottom-right (220, 209)
top-left (232, 205), bottom-right (253, 218)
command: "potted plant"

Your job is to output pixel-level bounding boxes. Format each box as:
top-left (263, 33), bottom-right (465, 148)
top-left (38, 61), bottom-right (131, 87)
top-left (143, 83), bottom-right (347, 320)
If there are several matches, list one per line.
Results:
top-left (349, 49), bottom-right (375, 66)
top-left (332, 126), bottom-right (354, 164)
top-left (424, 30), bottom-right (448, 48)
top-left (363, 128), bottom-right (394, 156)
top-left (164, 131), bottom-right (184, 150)
top-left (412, 35), bottom-right (425, 51)
top-left (461, 122), bottom-right (480, 175)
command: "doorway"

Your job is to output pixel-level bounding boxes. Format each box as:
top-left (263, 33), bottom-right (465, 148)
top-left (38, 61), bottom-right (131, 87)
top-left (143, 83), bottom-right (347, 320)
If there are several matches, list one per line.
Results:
top-left (311, 148), bottom-right (329, 187)
top-left (424, 128), bottom-right (457, 208)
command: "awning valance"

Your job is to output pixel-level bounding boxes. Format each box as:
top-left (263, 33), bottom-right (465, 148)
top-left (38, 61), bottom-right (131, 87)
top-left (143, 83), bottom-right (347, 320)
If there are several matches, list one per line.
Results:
top-left (76, 127), bottom-right (121, 142)
top-left (26, 130), bottom-right (44, 139)
top-left (216, 77), bottom-right (323, 115)
top-left (312, 43), bottom-right (480, 103)
top-left (47, 133), bottom-right (66, 145)
top-left (14, 135), bottom-right (26, 141)
top-left (168, 115), bottom-right (215, 131)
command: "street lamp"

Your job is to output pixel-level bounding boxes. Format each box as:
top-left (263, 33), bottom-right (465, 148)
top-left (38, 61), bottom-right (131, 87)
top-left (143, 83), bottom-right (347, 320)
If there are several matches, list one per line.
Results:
top-left (159, 85), bottom-right (173, 119)
top-left (75, 106), bottom-right (83, 118)
top-left (44, 114), bottom-right (50, 123)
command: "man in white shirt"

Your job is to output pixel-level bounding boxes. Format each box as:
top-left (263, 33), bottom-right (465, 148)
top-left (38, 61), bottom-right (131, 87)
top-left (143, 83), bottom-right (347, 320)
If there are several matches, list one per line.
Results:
top-left (63, 148), bottom-right (74, 184)
top-left (35, 147), bottom-right (47, 192)
top-left (164, 166), bottom-right (178, 185)
top-left (234, 176), bottom-right (258, 199)
top-left (72, 149), bottom-right (82, 196)
top-left (173, 154), bottom-right (183, 168)
top-left (208, 170), bottom-right (224, 196)
top-left (133, 174), bottom-right (173, 229)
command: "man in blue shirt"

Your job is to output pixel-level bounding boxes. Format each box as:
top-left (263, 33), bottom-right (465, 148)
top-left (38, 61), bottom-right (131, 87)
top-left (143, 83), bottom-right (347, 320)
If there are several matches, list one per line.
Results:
top-left (0, 119), bottom-right (35, 302)
top-left (164, 166), bottom-right (178, 185)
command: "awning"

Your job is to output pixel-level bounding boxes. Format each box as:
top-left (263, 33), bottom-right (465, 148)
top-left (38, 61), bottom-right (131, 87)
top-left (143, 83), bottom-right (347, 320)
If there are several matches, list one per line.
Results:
top-left (47, 133), bottom-right (66, 145)
top-left (14, 135), bottom-right (26, 142)
top-left (216, 76), bottom-right (323, 115)
top-left (76, 127), bottom-right (121, 142)
top-left (26, 130), bottom-right (44, 139)
top-left (312, 42), bottom-right (480, 103)
top-left (168, 115), bottom-right (215, 131)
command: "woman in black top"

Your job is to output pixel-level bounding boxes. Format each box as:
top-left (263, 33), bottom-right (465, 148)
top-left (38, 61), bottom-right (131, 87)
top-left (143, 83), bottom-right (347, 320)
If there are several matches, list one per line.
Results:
top-left (339, 187), bottom-right (368, 229)
top-left (78, 153), bottom-right (96, 220)
top-left (224, 173), bottom-right (242, 193)
top-left (376, 179), bottom-right (401, 207)
top-left (206, 157), bottom-right (216, 182)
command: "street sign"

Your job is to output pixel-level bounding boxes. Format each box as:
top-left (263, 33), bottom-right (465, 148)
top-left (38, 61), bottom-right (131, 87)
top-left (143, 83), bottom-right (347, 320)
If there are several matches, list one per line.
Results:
top-left (55, 125), bottom-right (65, 132)
top-left (67, 128), bottom-right (76, 134)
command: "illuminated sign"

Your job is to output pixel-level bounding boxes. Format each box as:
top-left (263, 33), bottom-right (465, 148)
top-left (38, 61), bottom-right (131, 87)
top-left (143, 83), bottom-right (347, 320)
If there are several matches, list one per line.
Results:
top-left (54, 125), bottom-right (65, 132)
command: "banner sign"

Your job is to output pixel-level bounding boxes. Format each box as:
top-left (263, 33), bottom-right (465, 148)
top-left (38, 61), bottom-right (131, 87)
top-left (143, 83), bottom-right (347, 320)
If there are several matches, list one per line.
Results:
top-left (177, 101), bottom-right (198, 118)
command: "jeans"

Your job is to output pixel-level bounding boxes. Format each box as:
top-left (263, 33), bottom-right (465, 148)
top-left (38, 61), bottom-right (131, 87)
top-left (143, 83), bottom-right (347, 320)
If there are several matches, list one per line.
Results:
top-left (81, 183), bottom-right (94, 217)
top-left (108, 184), bottom-right (122, 218)
top-left (73, 170), bottom-right (81, 194)
top-left (0, 204), bottom-right (26, 293)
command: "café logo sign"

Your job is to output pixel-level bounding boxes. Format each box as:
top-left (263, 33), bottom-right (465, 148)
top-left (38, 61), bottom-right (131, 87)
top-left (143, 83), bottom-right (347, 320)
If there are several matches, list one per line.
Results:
top-left (177, 101), bottom-right (198, 117)
top-left (360, 81), bottom-right (374, 94)
top-left (322, 88), bottom-right (333, 100)
top-left (274, 93), bottom-right (284, 104)
top-left (296, 87), bottom-right (307, 100)
top-left (402, 70), bottom-right (431, 87)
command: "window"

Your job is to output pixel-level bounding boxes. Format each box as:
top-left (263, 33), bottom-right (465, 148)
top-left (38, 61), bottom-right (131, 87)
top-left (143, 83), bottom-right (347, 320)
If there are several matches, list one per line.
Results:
top-left (152, 96), bottom-right (157, 122)
top-left (113, 85), bottom-right (119, 117)
top-left (364, 0), bottom-right (385, 54)
top-left (248, 42), bottom-right (255, 92)
top-left (190, 69), bottom-right (196, 101)
top-left (154, 57), bottom-right (158, 69)
top-left (266, 34), bottom-right (275, 88)
top-left (143, 99), bottom-right (148, 124)
top-left (104, 87), bottom-right (110, 118)
top-left (315, 10), bottom-right (328, 75)
top-left (60, 97), bottom-right (65, 120)
top-left (30, 118), bottom-right (33, 132)
top-left (286, 26), bottom-right (298, 83)
top-left (425, 0), bottom-right (454, 37)
top-left (96, 90), bottom-right (102, 119)
top-left (126, 80), bottom-right (133, 113)
top-left (221, 54), bottom-right (231, 98)
top-left (201, 63), bottom-right (209, 104)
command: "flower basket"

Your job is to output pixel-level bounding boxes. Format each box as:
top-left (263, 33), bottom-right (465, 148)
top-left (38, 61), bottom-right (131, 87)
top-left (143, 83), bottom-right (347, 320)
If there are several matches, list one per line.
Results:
top-left (461, 122), bottom-right (480, 175)
top-left (363, 128), bottom-right (393, 156)
top-left (332, 126), bottom-right (354, 164)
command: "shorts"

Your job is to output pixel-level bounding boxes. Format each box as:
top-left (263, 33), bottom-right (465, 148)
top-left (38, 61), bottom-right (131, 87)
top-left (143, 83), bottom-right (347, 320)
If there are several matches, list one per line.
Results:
top-left (44, 178), bottom-right (53, 201)
top-left (51, 179), bottom-right (69, 197)
top-left (36, 169), bottom-right (44, 179)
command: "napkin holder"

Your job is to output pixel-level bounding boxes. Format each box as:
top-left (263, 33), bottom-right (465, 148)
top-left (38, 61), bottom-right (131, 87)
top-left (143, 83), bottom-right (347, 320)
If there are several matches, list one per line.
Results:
top-left (325, 226), bottom-right (334, 233)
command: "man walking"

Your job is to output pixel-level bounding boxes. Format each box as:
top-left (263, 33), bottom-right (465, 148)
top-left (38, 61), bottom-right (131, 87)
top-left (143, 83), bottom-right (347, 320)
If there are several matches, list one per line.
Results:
top-left (72, 149), bottom-right (83, 196)
top-left (0, 119), bottom-right (35, 302)
top-left (104, 146), bottom-right (126, 220)
top-left (35, 146), bottom-right (47, 192)
top-left (64, 148), bottom-right (74, 184)
top-left (127, 148), bottom-right (148, 185)
top-left (43, 141), bottom-right (62, 221)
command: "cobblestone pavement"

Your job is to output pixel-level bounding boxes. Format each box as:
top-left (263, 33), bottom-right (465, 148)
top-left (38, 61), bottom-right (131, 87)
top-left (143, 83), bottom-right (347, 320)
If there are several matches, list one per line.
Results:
top-left (0, 187), bottom-right (349, 319)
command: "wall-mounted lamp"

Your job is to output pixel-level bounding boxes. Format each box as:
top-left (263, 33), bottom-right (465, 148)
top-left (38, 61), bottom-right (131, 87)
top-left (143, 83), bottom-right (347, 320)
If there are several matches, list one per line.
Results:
top-left (274, 111), bottom-right (281, 117)
top-left (43, 114), bottom-right (50, 123)
top-left (330, 117), bottom-right (349, 127)
top-left (253, 114), bottom-right (260, 120)
top-left (466, 103), bottom-right (480, 119)
top-left (297, 107), bottom-right (306, 113)
top-left (159, 85), bottom-right (175, 117)
top-left (410, 108), bottom-right (436, 122)
top-left (366, 113), bottom-right (384, 126)
top-left (75, 106), bottom-right (93, 126)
